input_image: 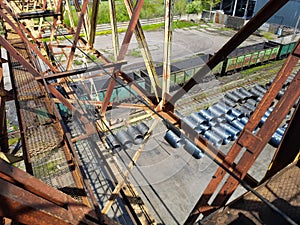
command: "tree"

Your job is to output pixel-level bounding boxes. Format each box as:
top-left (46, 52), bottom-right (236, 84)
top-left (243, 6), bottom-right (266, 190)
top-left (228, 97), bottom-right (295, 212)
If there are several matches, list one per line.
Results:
top-left (185, 0), bottom-right (202, 14)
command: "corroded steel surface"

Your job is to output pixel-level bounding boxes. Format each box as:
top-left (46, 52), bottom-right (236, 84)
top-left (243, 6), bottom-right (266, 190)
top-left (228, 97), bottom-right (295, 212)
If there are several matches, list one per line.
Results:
top-left (202, 163), bottom-right (300, 225)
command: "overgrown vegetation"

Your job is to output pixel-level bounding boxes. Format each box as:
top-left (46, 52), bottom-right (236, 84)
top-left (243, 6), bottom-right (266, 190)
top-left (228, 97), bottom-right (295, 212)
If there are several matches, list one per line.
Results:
top-left (8, 137), bottom-right (19, 145)
top-left (64, 0), bottom-right (221, 26)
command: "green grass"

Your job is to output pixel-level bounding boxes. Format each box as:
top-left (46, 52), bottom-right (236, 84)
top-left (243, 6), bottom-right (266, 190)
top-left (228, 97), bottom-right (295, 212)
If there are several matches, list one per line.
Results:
top-left (261, 31), bottom-right (276, 40)
top-left (240, 60), bottom-right (284, 75)
top-left (128, 48), bottom-right (142, 57)
top-left (8, 137), bottom-right (19, 145)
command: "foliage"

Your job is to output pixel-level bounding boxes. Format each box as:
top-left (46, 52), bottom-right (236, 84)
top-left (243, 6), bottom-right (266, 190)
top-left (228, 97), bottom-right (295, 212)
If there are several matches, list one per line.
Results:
top-left (174, 0), bottom-right (187, 16)
top-left (65, 0), bottom-right (189, 25)
top-left (186, 0), bottom-right (202, 14)
top-left (8, 137), bottom-right (19, 145)
top-left (173, 20), bottom-right (197, 29)
top-left (202, 0), bottom-right (221, 11)
top-left (140, 0), bottom-right (165, 19)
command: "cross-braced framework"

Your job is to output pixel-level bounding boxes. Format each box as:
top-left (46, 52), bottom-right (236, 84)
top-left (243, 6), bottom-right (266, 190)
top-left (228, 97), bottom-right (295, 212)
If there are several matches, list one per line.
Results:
top-left (0, 0), bottom-right (299, 224)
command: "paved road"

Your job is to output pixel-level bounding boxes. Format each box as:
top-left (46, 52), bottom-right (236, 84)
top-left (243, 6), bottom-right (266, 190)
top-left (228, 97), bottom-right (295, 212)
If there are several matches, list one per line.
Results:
top-left (93, 25), bottom-right (265, 72)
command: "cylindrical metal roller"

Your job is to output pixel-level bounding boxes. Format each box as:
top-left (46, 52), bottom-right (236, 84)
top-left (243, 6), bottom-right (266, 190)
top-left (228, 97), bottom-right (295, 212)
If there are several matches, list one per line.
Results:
top-left (249, 87), bottom-right (264, 98)
top-left (246, 98), bottom-right (258, 107)
top-left (238, 105), bottom-right (252, 117)
top-left (225, 113), bottom-right (235, 122)
top-left (164, 130), bottom-right (184, 148)
top-left (116, 130), bottom-right (133, 149)
top-left (204, 130), bottom-right (223, 147)
top-left (221, 97), bottom-right (236, 108)
top-left (199, 109), bottom-right (214, 121)
top-left (276, 89), bottom-right (285, 100)
top-left (216, 116), bottom-right (226, 124)
top-left (269, 132), bottom-right (282, 148)
top-left (230, 108), bottom-right (244, 118)
top-left (136, 122), bottom-right (149, 137)
top-left (208, 119), bottom-right (219, 127)
top-left (211, 126), bottom-right (231, 145)
top-left (195, 124), bottom-right (210, 134)
top-left (214, 102), bottom-right (232, 114)
top-left (182, 116), bottom-right (198, 129)
top-left (106, 134), bottom-right (122, 152)
top-left (219, 123), bottom-right (240, 140)
top-left (230, 119), bottom-right (245, 131)
top-left (239, 117), bottom-right (249, 125)
top-left (208, 105), bottom-right (225, 118)
top-left (225, 91), bottom-right (241, 102)
top-left (257, 96), bottom-right (262, 102)
top-left (276, 127), bottom-right (286, 136)
top-left (265, 106), bottom-right (274, 117)
top-left (260, 114), bottom-right (268, 127)
top-left (127, 125), bottom-right (144, 144)
top-left (238, 87), bottom-right (253, 98)
top-left (190, 112), bottom-right (207, 125)
top-left (232, 89), bottom-right (248, 100)
top-left (254, 84), bottom-right (267, 94)
top-left (183, 139), bottom-right (204, 159)
top-left (244, 102), bottom-right (256, 112)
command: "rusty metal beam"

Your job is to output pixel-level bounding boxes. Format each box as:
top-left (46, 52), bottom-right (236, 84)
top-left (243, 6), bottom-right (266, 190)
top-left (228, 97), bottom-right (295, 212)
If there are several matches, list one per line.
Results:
top-left (0, 2), bottom-right (41, 46)
top-left (0, 50), bottom-right (8, 153)
top-left (35, 61), bottom-right (127, 81)
top-left (17, 10), bottom-right (60, 19)
top-left (53, 97), bottom-right (148, 110)
top-left (49, 0), bottom-right (63, 43)
top-left (124, 0), bottom-right (160, 100)
top-left (212, 69), bottom-right (300, 207)
top-left (0, 36), bottom-right (40, 78)
top-left (184, 40), bottom-right (300, 225)
top-left (161, 0), bottom-right (174, 104)
top-left (263, 101), bottom-right (300, 181)
top-left (64, 0), bottom-right (75, 30)
top-left (164, 0), bottom-right (289, 110)
top-left (100, 0), bottom-right (144, 116)
top-left (0, 158), bottom-right (117, 225)
top-left (5, 44), bottom-right (33, 175)
top-left (109, 0), bottom-right (119, 59)
top-left (88, 0), bottom-right (100, 48)
top-left (117, 0), bottom-right (144, 61)
top-left (0, 6), bottom-right (59, 73)
top-left (47, 84), bottom-right (96, 134)
top-left (66, 0), bottom-right (89, 70)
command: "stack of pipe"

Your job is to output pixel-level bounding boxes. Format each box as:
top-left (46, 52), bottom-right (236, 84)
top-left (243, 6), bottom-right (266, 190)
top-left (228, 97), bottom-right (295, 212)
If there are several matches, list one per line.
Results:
top-left (106, 122), bottom-right (150, 152)
top-left (164, 129), bottom-right (204, 159)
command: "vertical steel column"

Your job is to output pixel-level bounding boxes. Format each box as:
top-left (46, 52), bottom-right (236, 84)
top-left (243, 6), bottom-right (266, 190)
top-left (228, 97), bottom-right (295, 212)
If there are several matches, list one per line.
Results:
top-left (0, 50), bottom-right (8, 153)
top-left (123, 0), bottom-right (160, 100)
top-left (109, 0), bottom-right (119, 60)
top-left (162, 0), bottom-right (174, 104)
top-left (117, 0), bottom-right (144, 61)
top-left (65, 0), bottom-right (75, 30)
top-left (66, 0), bottom-right (89, 70)
top-left (89, 0), bottom-right (100, 48)
top-left (100, 0), bottom-right (144, 116)
top-left (164, 0), bottom-right (289, 110)
top-left (49, 0), bottom-right (63, 44)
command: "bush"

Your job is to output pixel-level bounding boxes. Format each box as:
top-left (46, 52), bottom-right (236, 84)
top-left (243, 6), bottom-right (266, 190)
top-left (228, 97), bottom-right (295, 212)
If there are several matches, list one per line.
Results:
top-left (186, 0), bottom-right (202, 14)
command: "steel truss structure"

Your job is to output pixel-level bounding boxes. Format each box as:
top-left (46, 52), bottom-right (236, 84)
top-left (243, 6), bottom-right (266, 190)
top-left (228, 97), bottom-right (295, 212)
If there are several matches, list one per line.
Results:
top-left (0, 0), bottom-right (299, 224)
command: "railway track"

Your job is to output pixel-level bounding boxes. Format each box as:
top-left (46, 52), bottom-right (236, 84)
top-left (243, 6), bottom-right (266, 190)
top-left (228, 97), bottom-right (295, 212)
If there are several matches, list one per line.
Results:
top-left (175, 61), bottom-right (285, 116)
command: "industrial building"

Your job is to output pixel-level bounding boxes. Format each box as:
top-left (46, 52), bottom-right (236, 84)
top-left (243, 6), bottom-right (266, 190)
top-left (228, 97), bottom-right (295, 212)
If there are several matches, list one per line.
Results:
top-left (0, 0), bottom-right (299, 224)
